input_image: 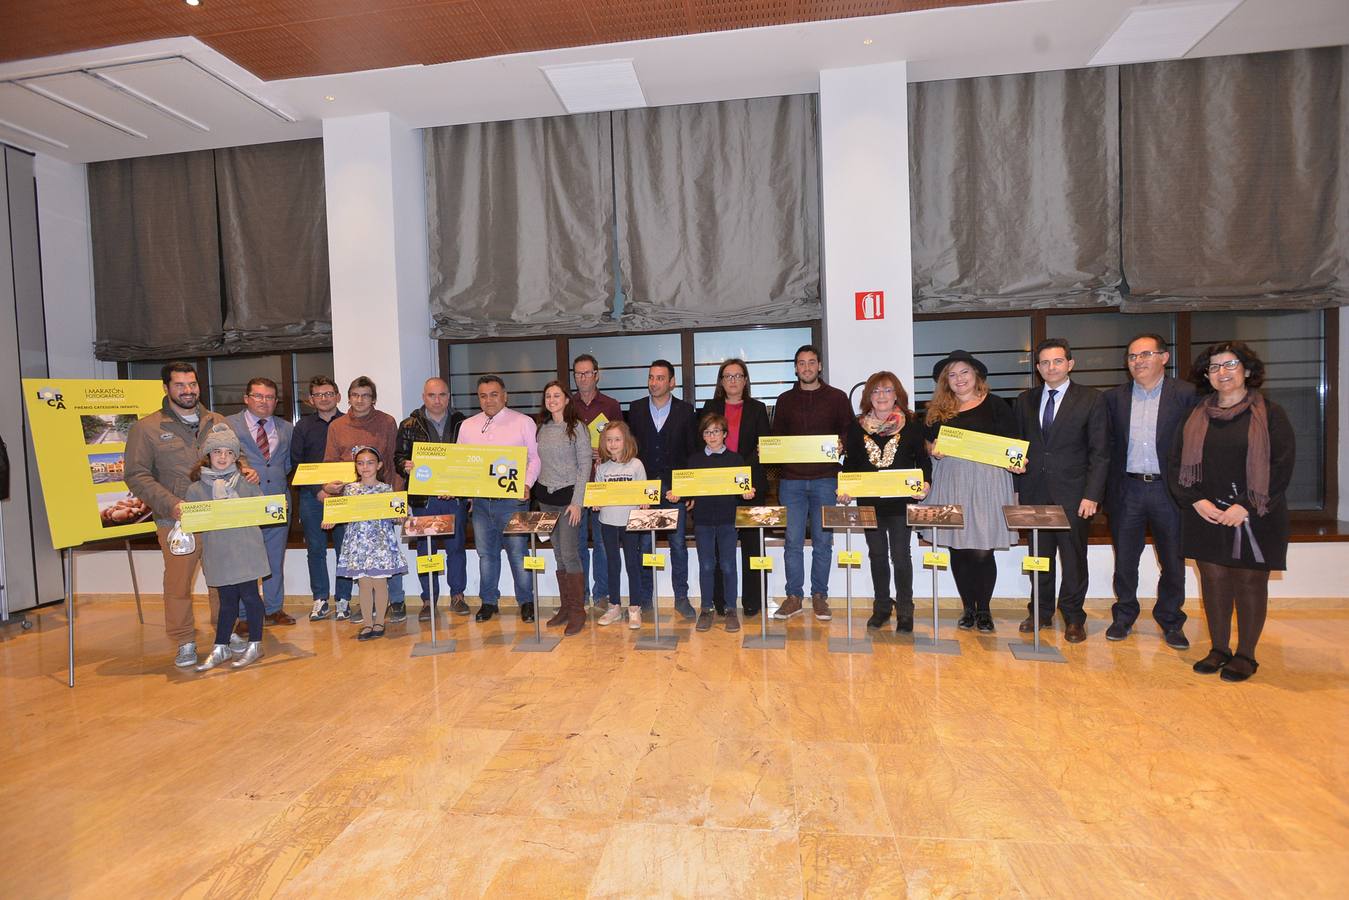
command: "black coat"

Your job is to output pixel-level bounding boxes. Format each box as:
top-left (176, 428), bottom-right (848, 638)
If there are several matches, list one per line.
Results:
top-left (626, 396), bottom-right (698, 488)
top-left (1013, 381), bottom-right (1109, 507)
top-left (699, 396), bottom-right (772, 499)
top-left (1103, 377), bottom-right (1198, 514)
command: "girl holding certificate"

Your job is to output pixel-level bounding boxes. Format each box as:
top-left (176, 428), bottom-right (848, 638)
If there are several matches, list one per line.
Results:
top-left (838, 372), bottom-right (930, 634)
top-left (323, 446), bottom-right (407, 641)
top-left (188, 424), bottom-right (269, 671)
top-left (923, 351), bottom-right (1018, 634)
top-left (590, 421), bottom-right (650, 629)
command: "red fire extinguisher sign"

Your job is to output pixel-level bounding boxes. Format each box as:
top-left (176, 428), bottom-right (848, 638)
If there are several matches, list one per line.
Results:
top-left (855, 291), bottom-right (884, 320)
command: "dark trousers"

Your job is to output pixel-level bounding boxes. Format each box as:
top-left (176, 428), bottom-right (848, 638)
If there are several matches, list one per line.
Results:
top-left (1028, 507), bottom-right (1090, 626)
top-left (866, 511), bottom-right (914, 617)
top-left (695, 523), bottom-right (738, 612)
top-left (601, 523), bottom-right (649, 608)
top-left (1108, 479), bottom-right (1187, 632)
top-left (640, 497), bottom-right (688, 602)
top-left (712, 528), bottom-right (763, 614)
top-left (414, 496), bottom-right (469, 602)
top-left (299, 488), bottom-right (352, 602)
top-left (215, 581), bottom-right (263, 644)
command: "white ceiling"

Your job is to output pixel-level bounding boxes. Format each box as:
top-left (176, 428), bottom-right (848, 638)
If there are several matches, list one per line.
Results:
top-left (1, 0), bottom-right (1346, 164)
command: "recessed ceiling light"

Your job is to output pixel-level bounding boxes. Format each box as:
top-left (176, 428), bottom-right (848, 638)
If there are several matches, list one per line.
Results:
top-left (323, 95), bottom-right (335, 102)
top-left (185, 0), bottom-right (201, 7)
top-left (862, 39), bottom-right (874, 46)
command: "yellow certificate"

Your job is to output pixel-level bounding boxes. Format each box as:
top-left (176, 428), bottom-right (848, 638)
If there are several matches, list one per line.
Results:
top-left (588, 414), bottom-right (609, 449)
top-left (408, 442), bottom-right (527, 498)
top-left (583, 480), bottom-right (662, 507)
top-left (758, 435), bottom-right (840, 464)
top-left (180, 494), bottom-right (288, 533)
top-left (837, 469), bottom-right (925, 498)
top-left (934, 426), bottom-right (1029, 469)
top-left (323, 491), bottom-right (409, 524)
top-left (291, 462), bottom-right (356, 485)
top-left (671, 466), bottom-right (751, 497)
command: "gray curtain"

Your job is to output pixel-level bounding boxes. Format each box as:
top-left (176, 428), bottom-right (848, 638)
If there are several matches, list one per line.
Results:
top-left (909, 68), bottom-right (1122, 312)
top-left (613, 95), bottom-right (821, 329)
top-left (1121, 47), bottom-right (1349, 311)
top-left (426, 114), bottom-right (615, 339)
top-left (89, 151), bottom-right (223, 359)
top-left (215, 140), bottom-right (332, 351)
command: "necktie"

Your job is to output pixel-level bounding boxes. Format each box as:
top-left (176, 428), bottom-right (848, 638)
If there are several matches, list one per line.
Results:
top-left (255, 419), bottom-right (270, 461)
top-left (1041, 388), bottom-right (1058, 438)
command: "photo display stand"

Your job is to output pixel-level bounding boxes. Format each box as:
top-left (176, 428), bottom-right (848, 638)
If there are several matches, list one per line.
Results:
top-left (822, 505), bottom-right (876, 654)
top-left (907, 504), bottom-right (966, 656)
top-left (1003, 505), bottom-right (1069, 664)
top-left (510, 512), bottom-right (561, 653)
top-left (628, 509), bottom-right (681, 651)
top-left (736, 506), bottom-right (787, 650)
top-left (62, 536), bottom-right (148, 687)
top-left (410, 515), bottom-right (457, 657)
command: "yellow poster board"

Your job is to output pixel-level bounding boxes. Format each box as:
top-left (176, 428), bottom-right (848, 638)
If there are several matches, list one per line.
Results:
top-left (836, 469), bottom-right (925, 498)
top-left (323, 491), bottom-right (410, 524)
top-left (583, 480), bottom-right (662, 507)
top-left (670, 466), bottom-right (751, 497)
top-left (758, 435), bottom-right (841, 464)
top-left (408, 442), bottom-right (527, 498)
top-left (292, 462), bottom-right (356, 485)
top-left (180, 494), bottom-right (288, 533)
top-left (934, 426), bottom-right (1029, 469)
top-left (21, 378), bottom-right (166, 549)
top-left (587, 414), bottom-right (609, 449)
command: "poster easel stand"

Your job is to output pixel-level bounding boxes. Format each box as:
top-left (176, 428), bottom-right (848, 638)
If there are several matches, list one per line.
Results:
top-left (513, 514), bottom-right (561, 653)
top-left (911, 505), bottom-right (965, 656)
top-left (411, 522), bottom-right (457, 657)
top-left (738, 507), bottom-right (786, 650)
top-left (1004, 505), bottom-right (1068, 664)
top-left (823, 505), bottom-right (876, 654)
top-left (633, 512), bottom-right (679, 651)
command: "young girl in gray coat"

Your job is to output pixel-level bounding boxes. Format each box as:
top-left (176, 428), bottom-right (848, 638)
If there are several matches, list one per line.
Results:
top-left (188, 423), bottom-right (271, 671)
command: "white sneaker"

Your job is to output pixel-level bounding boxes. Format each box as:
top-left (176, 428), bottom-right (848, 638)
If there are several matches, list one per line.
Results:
top-left (628, 606), bottom-right (642, 630)
top-left (173, 641), bottom-right (198, 668)
top-left (229, 633), bottom-right (247, 654)
top-left (309, 599), bottom-right (330, 620)
top-left (335, 599), bottom-right (351, 621)
top-left (597, 604), bottom-right (623, 626)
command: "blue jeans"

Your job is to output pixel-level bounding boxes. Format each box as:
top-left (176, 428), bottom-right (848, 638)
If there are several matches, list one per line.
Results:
top-left (601, 522), bottom-right (649, 608)
top-left (299, 489), bottom-right (351, 602)
top-left (579, 506), bottom-right (610, 602)
top-left (1109, 478), bottom-right (1187, 632)
top-left (695, 523), bottom-right (737, 612)
top-left (640, 497), bottom-right (688, 602)
top-left (780, 477), bottom-right (837, 598)
top-left (413, 496), bottom-right (468, 601)
top-left (471, 498), bottom-right (532, 607)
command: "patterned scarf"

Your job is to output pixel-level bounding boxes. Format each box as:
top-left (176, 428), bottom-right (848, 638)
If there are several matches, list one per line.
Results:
top-left (860, 411), bottom-right (905, 438)
top-left (199, 465), bottom-right (242, 501)
top-left (1178, 390), bottom-right (1271, 515)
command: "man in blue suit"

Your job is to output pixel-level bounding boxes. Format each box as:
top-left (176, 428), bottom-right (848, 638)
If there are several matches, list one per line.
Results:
top-left (227, 377), bottom-right (296, 625)
top-left (1103, 334), bottom-right (1199, 648)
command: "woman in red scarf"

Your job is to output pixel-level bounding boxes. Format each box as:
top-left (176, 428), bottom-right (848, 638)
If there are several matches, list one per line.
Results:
top-left (1168, 341), bottom-right (1294, 682)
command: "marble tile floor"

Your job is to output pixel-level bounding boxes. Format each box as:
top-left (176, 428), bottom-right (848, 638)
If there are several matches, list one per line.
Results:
top-left (1, 598), bottom-right (1346, 898)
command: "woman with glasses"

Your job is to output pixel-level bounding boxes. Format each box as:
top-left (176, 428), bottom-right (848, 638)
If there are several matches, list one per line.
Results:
top-left (1169, 341), bottom-right (1294, 682)
top-left (698, 358), bottom-right (772, 617)
top-left (837, 371), bottom-right (929, 632)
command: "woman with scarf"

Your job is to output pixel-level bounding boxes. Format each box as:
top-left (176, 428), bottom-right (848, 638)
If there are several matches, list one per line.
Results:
top-left (838, 371), bottom-right (930, 633)
top-left (1168, 341), bottom-right (1294, 683)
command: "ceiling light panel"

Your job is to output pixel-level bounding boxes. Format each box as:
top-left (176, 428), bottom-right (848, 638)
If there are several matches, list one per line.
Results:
top-left (1088, 1), bottom-right (1244, 67)
top-left (541, 59), bottom-right (648, 113)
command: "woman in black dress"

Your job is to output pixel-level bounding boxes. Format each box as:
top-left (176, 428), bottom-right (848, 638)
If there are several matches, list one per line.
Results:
top-left (838, 371), bottom-right (930, 632)
top-left (700, 358), bottom-right (772, 617)
top-left (1168, 341), bottom-right (1294, 683)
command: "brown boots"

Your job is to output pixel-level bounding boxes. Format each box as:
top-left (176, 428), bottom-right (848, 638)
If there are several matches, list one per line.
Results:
top-left (548, 572), bottom-right (587, 637)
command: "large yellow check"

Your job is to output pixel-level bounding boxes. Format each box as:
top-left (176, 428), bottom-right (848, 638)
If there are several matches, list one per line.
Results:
top-left (758, 435), bottom-right (840, 464)
top-left (583, 480), bottom-right (662, 507)
top-left (671, 466), bottom-right (752, 497)
top-left (934, 426), bottom-right (1029, 469)
top-left (291, 462), bottom-right (356, 485)
top-left (587, 414), bottom-right (609, 449)
top-left (837, 469), bottom-right (926, 498)
top-left (408, 442), bottom-right (527, 498)
top-left (180, 494), bottom-right (288, 533)
top-left (323, 491), bottom-right (409, 524)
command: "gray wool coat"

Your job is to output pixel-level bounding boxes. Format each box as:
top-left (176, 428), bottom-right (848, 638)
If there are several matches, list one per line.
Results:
top-left (184, 475), bottom-right (272, 588)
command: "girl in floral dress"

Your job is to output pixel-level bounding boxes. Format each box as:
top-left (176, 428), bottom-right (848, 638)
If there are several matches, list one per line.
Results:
top-left (323, 445), bottom-right (407, 640)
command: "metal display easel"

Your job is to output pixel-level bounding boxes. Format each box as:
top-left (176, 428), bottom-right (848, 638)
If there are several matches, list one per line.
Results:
top-left (909, 504), bottom-right (965, 656)
top-left (512, 512), bottom-right (561, 653)
top-left (1003, 504), bottom-right (1069, 664)
top-left (410, 515), bottom-right (457, 657)
top-left (822, 505), bottom-right (876, 654)
top-left (737, 507), bottom-right (786, 650)
top-left (630, 510), bottom-right (680, 651)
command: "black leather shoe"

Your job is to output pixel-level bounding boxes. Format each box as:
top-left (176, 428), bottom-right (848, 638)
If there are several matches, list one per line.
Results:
top-left (1064, 622), bottom-right (1087, 643)
top-left (867, 608), bottom-right (891, 630)
top-left (1193, 649), bottom-right (1231, 674)
top-left (1219, 653), bottom-right (1258, 682)
top-left (474, 604), bottom-right (498, 622)
top-left (742, 605), bottom-right (760, 618)
top-left (957, 611), bottom-right (976, 630)
top-left (1019, 616), bottom-right (1052, 633)
top-left (519, 602), bottom-right (535, 623)
top-left (975, 612), bottom-right (995, 633)
top-left (1164, 629), bottom-right (1190, 650)
top-left (1105, 622), bottom-right (1130, 641)
top-left (896, 614), bottom-right (914, 634)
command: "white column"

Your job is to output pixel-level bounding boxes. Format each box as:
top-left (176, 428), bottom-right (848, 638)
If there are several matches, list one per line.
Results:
top-left (322, 112), bottom-right (433, 417)
top-left (818, 62), bottom-right (915, 409)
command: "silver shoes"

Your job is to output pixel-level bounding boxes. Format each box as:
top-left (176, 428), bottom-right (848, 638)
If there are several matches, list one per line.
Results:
top-left (231, 641), bottom-right (265, 668)
top-left (194, 644), bottom-right (232, 671)
top-left (174, 641), bottom-right (198, 668)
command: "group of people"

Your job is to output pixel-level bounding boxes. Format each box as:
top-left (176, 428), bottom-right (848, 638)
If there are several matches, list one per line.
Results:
top-left (122, 333), bottom-right (1292, 683)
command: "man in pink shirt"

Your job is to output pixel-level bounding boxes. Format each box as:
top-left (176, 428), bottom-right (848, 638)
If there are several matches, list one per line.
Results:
top-left (457, 375), bottom-right (541, 622)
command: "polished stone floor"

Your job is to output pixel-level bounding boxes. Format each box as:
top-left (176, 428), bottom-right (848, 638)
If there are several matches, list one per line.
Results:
top-left (1, 597), bottom-right (1346, 898)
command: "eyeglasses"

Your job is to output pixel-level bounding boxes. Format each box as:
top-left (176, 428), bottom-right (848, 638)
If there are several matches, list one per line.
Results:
top-left (247, 393), bottom-right (277, 402)
top-left (871, 387), bottom-right (896, 396)
top-left (349, 392), bottom-right (374, 401)
top-left (310, 390), bottom-right (338, 399)
top-left (573, 369), bottom-right (597, 378)
top-left (1036, 358), bottom-right (1068, 368)
top-left (703, 428), bottom-right (726, 435)
top-left (1126, 350), bottom-right (1164, 363)
top-left (1206, 360), bottom-right (1242, 373)
top-left (721, 373), bottom-right (747, 382)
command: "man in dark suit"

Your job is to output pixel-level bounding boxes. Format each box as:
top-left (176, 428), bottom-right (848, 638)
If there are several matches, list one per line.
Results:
top-left (226, 376), bottom-right (296, 625)
top-left (1013, 338), bottom-right (1109, 643)
top-left (626, 359), bottom-right (698, 620)
top-left (1103, 333), bottom-right (1199, 649)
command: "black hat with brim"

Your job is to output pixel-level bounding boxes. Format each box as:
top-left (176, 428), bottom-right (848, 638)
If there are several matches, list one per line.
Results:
top-left (931, 350), bottom-right (988, 382)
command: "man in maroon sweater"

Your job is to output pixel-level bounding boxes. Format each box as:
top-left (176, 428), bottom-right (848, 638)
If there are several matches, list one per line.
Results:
top-left (771, 345), bottom-right (854, 621)
top-left (569, 353), bottom-right (623, 608)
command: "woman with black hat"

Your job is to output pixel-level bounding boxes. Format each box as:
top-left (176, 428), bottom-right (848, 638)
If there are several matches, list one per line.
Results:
top-left (923, 350), bottom-right (1019, 633)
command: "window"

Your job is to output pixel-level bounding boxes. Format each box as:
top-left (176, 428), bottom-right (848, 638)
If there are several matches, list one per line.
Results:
top-left (693, 326), bottom-right (813, 413)
top-left (913, 316), bottom-right (1032, 405)
top-left (568, 333), bottom-right (682, 407)
top-left (118, 349), bottom-right (334, 425)
top-left (447, 339), bottom-right (556, 417)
